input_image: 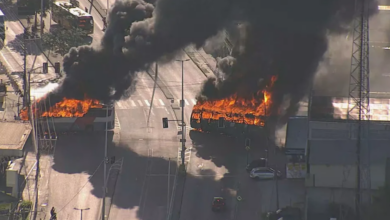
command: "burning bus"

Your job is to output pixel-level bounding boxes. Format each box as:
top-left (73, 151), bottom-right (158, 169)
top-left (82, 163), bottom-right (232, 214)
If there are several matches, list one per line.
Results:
top-left (20, 97), bottom-right (115, 132)
top-left (190, 76), bottom-right (277, 136)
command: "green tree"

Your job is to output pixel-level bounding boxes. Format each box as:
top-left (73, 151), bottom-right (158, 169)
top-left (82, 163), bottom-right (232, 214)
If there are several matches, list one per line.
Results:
top-left (42, 28), bottom-right (88, 55)
top-left (369, 185), bottom-right (390, 219)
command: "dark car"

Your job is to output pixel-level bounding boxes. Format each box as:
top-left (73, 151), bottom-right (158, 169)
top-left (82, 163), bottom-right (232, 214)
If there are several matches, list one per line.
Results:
top-left (246, 158), bottom-right (267, 172)
top-left (212, 197), bottom-right (226, 212)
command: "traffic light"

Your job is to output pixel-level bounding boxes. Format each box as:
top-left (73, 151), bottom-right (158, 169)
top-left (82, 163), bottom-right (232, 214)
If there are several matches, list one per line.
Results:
top-left (54, 62), bottom-right (60, 74)
top-left (218, 117), bottom-right (225, 128)
top-left (43, 62), bottom-right (48, 74)
top-left (245, 138), bottom-right (251, 147)
top-left (162, 117), bottom-right (168, 128)
top-left (110, 156), bottom-right (116, 164)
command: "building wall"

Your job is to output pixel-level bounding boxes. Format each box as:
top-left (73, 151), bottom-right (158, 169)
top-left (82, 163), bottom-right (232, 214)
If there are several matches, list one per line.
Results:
top-left (310, 163), bottom-right (386, 189)
top-left (306, 187), bottom-right (372, 218)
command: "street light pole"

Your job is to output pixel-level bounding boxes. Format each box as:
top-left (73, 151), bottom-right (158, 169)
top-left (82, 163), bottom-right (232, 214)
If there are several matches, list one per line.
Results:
top-left (176, 59), bottom-right (190, 165)
top-left (102, 105), bottom-right (109, 220)
top-left (74, 207), bottom-right (90, 220)
top-left (106, 0), bottom-right (109, 15)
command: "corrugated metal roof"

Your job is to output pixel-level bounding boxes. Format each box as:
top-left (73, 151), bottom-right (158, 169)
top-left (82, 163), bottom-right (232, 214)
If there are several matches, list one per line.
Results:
top-left (285, 117), bottom-right (308, 149)
top-left (309, 139), bottom-right (390, 165)
top-left (0, 122), bottom-right (31, 150)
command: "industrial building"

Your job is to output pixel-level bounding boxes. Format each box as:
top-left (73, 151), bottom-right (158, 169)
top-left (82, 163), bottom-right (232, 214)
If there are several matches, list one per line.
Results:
top-left (283, 95), bottom-right (390, 219)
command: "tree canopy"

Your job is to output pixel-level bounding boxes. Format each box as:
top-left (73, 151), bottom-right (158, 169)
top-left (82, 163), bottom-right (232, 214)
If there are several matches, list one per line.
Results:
top-left (42, 27), bottom-right (89, 55)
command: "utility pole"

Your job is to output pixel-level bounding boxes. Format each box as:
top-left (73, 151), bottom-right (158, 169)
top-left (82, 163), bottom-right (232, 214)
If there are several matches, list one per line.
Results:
top-left (147, 63), bottom-right (158, 127)
top-left (275, 173), bottom-right (280, 210)
top-left (176, 59), bottom-right (190, 165)
top-left (102, 105), bottom-right (109, 220)
top-left (107, 0), bottom-right (109, 15)
top-left (22, 31), bottom-right (27, 108)
top-left (40, 0), bottom-right (44, 36)
top-left (347, 0), bottom-right (371, 218)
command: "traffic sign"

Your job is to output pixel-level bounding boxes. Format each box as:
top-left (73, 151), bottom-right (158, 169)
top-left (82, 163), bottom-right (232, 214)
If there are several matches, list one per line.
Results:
top-left (245, 146), bottom-right (250, 151)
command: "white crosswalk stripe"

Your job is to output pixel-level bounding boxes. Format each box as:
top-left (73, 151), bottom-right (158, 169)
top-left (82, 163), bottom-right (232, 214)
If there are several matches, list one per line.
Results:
top-left (115, 99), bottom-right (197, 109)
top-left (159, 99), bottom-right (165, 106)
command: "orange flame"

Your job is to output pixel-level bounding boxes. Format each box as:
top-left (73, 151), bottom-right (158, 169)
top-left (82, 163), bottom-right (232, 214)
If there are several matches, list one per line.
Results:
top-left (191, 76), bottom-right (277, 126)
top-left (20, 97), bottom-right (103, 121)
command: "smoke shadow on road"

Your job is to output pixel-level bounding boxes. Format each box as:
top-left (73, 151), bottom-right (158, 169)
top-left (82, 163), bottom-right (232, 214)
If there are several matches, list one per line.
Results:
top-left (49, 130), bottom-right (240, 220)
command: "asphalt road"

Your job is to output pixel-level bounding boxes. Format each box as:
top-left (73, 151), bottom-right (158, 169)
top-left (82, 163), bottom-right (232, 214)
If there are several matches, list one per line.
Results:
top-left (109, 73), bottom-right (179, 220)
top-left (42, 1), bottom-right (110, 219)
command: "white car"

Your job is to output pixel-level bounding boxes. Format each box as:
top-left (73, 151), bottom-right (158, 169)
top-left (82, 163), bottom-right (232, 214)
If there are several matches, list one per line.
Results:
top-left (249, 167), bottom-right (282, 180)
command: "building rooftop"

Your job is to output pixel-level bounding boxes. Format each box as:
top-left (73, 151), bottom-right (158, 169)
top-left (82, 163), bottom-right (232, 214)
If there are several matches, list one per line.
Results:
top-left (0, 122), bottom-right (31, 157)
top-left (285, 117), bottom-right (308, 149)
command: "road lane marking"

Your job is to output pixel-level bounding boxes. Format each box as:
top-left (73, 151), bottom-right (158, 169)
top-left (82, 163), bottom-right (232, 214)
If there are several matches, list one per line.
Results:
top-left (130, 100), bottom-right (136, 107)
top-left (191, 99), bottom-right (197, 104)
top-left (144, 100), bottom-right (150, 106)
top-left (185, 99), bottom-right (189, 105)
top-left (159, 99), bottom-right (165, 106)
top-left (116, 101), bottom-right (123, 109)
top-left (137, 100), bottom-right (143, 106)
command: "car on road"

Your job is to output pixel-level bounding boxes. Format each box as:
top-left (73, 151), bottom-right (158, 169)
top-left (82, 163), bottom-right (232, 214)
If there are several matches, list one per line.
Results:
top-left (246, 158), bottom-right (267, 172)
top-left (211, 197), bottom-right (226, 212)
top-left (249, 167), bottom-right (282, 180)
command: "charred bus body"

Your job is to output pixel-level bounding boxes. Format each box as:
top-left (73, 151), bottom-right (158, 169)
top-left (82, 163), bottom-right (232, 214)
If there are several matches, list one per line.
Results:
top-left (37, 104), bottom-right (115, 132)
top-left (190, 109), bottom-right (265, 137)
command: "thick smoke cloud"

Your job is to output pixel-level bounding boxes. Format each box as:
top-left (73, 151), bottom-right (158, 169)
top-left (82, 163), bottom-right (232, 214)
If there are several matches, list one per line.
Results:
top-left (198, 0), bottom-right (378, 120)
top-left (44, 0), bottom-right (378, 122)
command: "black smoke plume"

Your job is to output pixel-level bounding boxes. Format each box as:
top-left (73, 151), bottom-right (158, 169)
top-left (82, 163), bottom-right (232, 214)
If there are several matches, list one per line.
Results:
top-left (41, 0), bottom-right (377, 120)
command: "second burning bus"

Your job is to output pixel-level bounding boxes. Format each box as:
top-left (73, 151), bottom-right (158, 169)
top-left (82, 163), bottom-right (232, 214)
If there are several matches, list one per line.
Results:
top-left (51, 1), bottom-right (94, 35)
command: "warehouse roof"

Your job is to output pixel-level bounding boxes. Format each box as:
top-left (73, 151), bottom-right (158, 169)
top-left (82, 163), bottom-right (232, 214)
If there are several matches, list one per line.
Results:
top-left (309, 139), bottom-right (390, 165)
top-left (0, 122), bottom-right (31, 157)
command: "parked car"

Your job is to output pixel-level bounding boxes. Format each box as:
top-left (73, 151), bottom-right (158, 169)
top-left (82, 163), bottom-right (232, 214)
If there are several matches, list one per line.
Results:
top-left (249, 167), bottom-right (282, 180)
top-left (246, 158), bottom-right (267, 172)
